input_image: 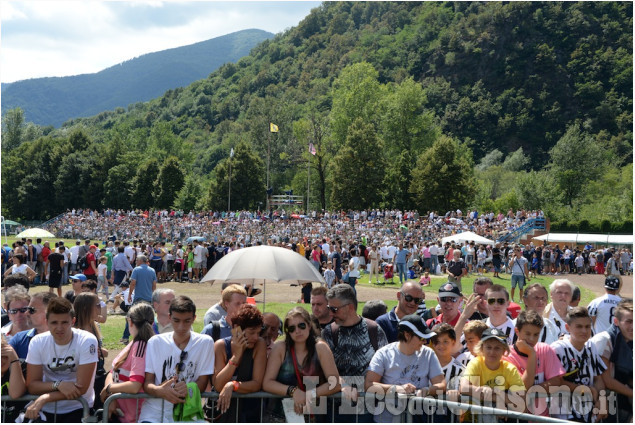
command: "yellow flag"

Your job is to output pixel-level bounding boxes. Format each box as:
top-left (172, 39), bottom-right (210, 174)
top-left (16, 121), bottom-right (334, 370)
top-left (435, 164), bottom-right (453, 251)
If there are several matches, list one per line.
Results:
top-left (269, 122), bottom-right (279, 133)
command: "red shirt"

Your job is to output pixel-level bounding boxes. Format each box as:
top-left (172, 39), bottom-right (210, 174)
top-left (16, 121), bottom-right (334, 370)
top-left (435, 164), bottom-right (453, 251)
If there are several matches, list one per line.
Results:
top-left (84, 252), bottom-right (96, 275)
top-left (427, 312), bottom-right (461, 328)
top-left (41, 246), bottom-right (51, 263)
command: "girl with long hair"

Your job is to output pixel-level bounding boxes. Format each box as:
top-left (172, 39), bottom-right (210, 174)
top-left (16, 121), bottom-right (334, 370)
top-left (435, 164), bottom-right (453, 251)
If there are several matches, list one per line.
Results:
top-left (263, 307), bottom-right (340, 420)
top-left (99, 302), bottom-right (155, 422)
top-left (74, 292), bottom-right (108, 411)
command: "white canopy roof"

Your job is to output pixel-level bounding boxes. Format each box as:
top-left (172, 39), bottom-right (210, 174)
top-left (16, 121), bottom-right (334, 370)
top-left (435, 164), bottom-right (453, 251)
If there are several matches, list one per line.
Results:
top-left (533, 233), bottom-right (633, 245)
top-left (441, 231), bottom-right (495, 245)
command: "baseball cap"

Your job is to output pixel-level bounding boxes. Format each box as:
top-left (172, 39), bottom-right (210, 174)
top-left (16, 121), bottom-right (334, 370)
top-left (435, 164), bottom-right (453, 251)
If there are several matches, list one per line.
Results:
top-left (438, 281), bottom-right (462, 298)
top-left (70, 274), bottom-right (87, 282)
top-left (605, 275), bottom-right (620, 291)
top-left (89, 245), bottom-right (98, 250)
top-left (480, 328), bottom-right (509, 346)
top-left (398, 314), bottom-right (436, 339)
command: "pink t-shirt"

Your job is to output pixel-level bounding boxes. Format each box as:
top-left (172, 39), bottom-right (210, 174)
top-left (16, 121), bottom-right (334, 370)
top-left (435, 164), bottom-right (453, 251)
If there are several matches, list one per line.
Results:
top-left (504, 342), bottom-right (565, 416)
top-left (111, 340), bottom-right (147, 423)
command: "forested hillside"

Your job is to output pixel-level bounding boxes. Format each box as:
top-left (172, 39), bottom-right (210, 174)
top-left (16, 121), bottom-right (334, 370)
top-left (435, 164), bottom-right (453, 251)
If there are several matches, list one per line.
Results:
top-left (2, 2), bottom-right (632, 232)
top-left (1, 29), bottom-right (273, 127)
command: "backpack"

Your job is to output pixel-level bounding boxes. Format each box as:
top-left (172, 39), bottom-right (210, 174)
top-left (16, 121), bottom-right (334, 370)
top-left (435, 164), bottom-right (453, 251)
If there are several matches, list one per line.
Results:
top-left (77, 255), bottom-right (89, 270)
top-left (330, 318), bottom-right (379, 352)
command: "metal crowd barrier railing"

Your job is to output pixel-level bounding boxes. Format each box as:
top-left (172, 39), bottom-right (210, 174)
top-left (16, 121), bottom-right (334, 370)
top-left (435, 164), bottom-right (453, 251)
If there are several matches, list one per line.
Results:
top-left (1, 394), bottom-right (91, 422)
top-left (4, 390), bottom-right (625, 423)
top-left (99, 391), bottom-right (580, 423)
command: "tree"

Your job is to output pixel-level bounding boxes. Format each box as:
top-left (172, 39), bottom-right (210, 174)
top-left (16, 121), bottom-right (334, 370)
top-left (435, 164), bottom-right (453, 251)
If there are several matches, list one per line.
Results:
top-left (410, 136), bottom-right (476, 213)
top-left (548, 124), bottom-right (604, 207)
top-left (1, 107), bottom-right (25, 152)
top-left (103, 164), bottom-right (135, 209)
top-left (207, 142), bottom-right (265, 210)
top-left (173, 175), bottom-right (204, 212)
top-left (501, 147), bottom-right (529, 171)
top-left (154, 156), bottom-right (185, 209)
top-left (130, 159), bottom-right (160, 209)
top-left (330, 118), bottom-right (384, 209)
top-left (476, 149), bottom-right (504, 171)
top-left (330, 62), bottom-right (383, 145)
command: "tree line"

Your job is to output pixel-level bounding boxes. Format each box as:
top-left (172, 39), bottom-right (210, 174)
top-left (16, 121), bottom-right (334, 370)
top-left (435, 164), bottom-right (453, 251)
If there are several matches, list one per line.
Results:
top-left (1, 2), bottom-right (632, 231)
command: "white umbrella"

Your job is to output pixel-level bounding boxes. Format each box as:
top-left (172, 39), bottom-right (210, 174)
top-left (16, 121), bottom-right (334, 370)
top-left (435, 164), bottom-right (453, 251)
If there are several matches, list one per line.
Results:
top-left (200, 245), bottom-right (326, 308)
top-left (441, 231), bottom-right (495, 246)
top-left (15, 228), bottom-right (55, 238)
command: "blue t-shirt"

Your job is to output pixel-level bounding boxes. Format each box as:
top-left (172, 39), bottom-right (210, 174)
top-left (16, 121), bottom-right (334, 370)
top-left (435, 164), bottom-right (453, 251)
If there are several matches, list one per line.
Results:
top-left (130, 264), bottom-right (156, 302)
top-left (395, 249), bottom-right (409, 264)
top-left (9, 328), bottom-right (37, 360)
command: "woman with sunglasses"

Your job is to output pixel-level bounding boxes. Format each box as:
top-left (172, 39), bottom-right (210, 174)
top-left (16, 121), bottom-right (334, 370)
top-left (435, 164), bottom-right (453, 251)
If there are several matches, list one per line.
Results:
top-left (99, 302), bottom-right (155, 423)
top-left (263, 307), bottom-right (340, 420)
top-left (212, 304), bottom-right (266, 422)
top-left (74, 293), bottom-right (108, 411)
top-left (365, 314), bottom-right (445, 422)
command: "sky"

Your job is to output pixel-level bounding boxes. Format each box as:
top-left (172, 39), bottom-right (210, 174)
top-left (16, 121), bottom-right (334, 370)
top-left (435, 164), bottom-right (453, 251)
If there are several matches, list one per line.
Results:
top-left (0, 1), bottom-right (321, 83)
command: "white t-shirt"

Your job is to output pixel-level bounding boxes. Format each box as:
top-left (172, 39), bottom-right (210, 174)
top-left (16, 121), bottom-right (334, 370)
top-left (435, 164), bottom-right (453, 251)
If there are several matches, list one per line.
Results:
top-left (193, 245), bottom-right (205, 263)
top-left (70, 245), bottom-right (80, 264)
top-left (26, 329), bottom-right (98, 414)
top-left (588, 294), bottom-right (622, 334)
top-left (368, 342), bottom-right (443, 422)
top-left (486, 317), bottom-right (516, 345)
top-left (97, 263), bottom-right (108, 278)
top-left (139, 331), bottom-right (215, 422)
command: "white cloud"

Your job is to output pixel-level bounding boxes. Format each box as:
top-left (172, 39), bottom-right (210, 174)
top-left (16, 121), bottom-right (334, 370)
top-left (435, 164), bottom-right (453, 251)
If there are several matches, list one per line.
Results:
top-left (0, 1), bottom-right (320, 83)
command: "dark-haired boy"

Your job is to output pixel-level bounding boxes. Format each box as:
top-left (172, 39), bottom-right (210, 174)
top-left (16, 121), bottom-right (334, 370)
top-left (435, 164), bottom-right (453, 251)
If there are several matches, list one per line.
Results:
top-left (24, 297), bottom-right (98, 422)
top-left (140, 295), bottom-right (214, 422)
top-left (485, 284), bottom-right (516, 345)
top-left (503, 310), bottom-right (564, 416)
top-left (551, 307), bottom-right (607, 422)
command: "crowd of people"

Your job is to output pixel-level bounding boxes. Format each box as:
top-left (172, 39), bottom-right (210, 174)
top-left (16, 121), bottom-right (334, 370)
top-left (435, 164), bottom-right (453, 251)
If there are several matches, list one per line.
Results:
top-left (43, 207), bottom-right (545, 248)
top-left (0, 208), bottom-right (633, 423)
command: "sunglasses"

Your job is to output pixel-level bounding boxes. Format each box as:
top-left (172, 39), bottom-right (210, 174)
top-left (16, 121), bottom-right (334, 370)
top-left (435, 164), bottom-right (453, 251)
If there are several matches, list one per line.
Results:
top-left (488, 298), bottom-right (506, 305)
top-left (439, 297), bottom-right (459, 303)
top-left (401, 293), bottom-right (424, 304)
top-left (286, 322), bottom-right (307, 333)
top-left (8, 307), bottom-right (29, 314)
top-left (328, 303), bottom-right (350, 313)
top-left (175, 350), bottom-right (188, 374)
top-left (26, 307), bottom-right (39, 314)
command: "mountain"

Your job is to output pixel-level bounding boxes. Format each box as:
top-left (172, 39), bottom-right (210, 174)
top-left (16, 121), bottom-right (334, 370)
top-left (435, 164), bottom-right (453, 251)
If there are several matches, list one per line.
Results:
top-left (2, 2), bottom-right (632, 226)
top-left (1, 29), bottom-right (273, 127)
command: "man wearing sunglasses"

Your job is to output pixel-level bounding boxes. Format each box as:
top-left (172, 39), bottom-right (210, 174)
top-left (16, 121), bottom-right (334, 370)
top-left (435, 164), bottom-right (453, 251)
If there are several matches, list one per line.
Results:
top-left (2, 290), bottom-right (31, 343)
top-left (141, 295), bottom-right (214, 423)
top-left (24, 297), bottom-right (98, 423)
top-left (426, 282), bottom-right (463, 329)
top-left (10, 292), bottom-right (55, 361)
top-left (376, 281), bottom-right (425, 342)
top-left (485, 284), bottom-right (516, 345)
top-left (323, 284), bottom-right (387, 422)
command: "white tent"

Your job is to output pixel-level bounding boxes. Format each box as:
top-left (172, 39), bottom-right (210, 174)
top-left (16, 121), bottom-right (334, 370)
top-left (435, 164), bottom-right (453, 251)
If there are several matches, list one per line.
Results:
top-left (441, 231), bottom-right (495, 246)
top-left (533, 233), bottom-right (633, 245)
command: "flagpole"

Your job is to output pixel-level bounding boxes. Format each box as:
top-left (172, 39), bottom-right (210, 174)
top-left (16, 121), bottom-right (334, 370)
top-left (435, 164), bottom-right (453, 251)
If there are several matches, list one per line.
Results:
top-left (228, 155), bottom-right (232, 212)
top-left (307, 153), bottom-right (310, 214)
top-left (266, 130), bottom-right (271, 212)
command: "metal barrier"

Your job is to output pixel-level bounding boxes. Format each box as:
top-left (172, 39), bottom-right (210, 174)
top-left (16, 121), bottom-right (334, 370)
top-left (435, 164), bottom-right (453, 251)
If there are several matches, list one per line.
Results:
top-left (1, 394), bottom-right (91, 422)
top-left (99, 391), bottom-right (585, 423)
